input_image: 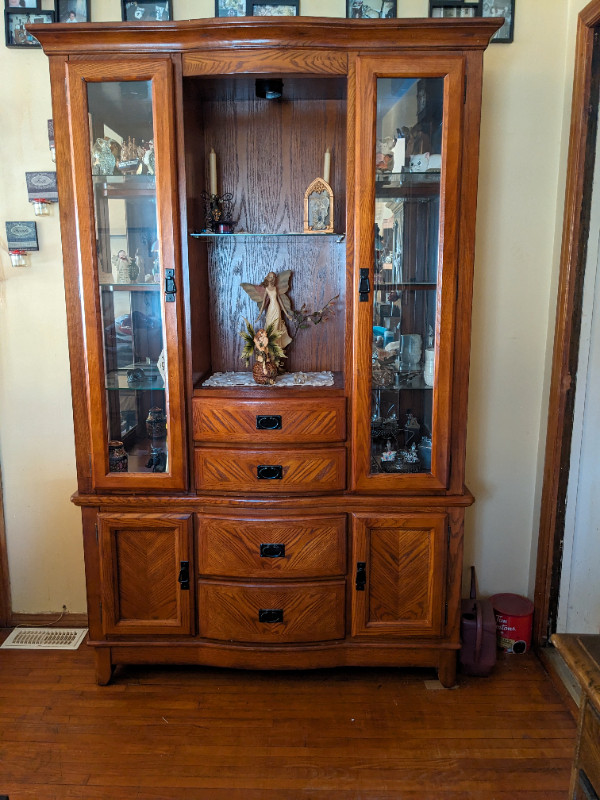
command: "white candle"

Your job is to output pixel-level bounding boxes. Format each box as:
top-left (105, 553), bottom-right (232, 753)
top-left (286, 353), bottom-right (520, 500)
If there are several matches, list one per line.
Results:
top-left (323, 149), bottom-right (331, 184)
top-left (209, 148), bottom-right (218, 196)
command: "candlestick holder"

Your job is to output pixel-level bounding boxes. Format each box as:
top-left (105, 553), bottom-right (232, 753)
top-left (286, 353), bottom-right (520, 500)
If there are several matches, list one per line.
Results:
top-left (201, 191), bottom-right (234, 233)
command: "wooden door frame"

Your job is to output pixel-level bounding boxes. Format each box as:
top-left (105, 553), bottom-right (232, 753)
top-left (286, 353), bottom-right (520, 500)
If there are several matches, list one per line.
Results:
top-left (534, 0), bottom-right (600, 646)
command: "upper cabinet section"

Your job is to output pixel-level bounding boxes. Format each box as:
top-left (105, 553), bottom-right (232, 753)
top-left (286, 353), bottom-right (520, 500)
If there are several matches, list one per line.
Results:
top-left (65, 59), bottom-right (186, 492)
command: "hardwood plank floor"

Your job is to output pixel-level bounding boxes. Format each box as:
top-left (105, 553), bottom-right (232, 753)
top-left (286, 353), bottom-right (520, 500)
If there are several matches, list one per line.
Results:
top-left (0, 631), bottom-right (575, 799)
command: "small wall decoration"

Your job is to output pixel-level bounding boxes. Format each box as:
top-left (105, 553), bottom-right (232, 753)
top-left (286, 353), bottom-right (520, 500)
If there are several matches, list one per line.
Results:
top-left (121, 1), bottom-right (172, 21)
top-left (247, 1), bottom-right (298, 15)
top-left (26, 172), bottom-right (58, 203)
top-left (57, 0), bottom-right (90, 22)
top-left (347, 0), bottom-right (396, 18)
top-left (4, 9), bottom-right (54, 47)
top-left (215, 0), bottom-right (245, 16)
top-left (429, 1), bottom-right (481, 18)
top-left (47, 119), bottom-right (56, 162)
top-left (482, 0), bottom-right (514, 43)
top-left (6, 221), bottom-right (39, 251)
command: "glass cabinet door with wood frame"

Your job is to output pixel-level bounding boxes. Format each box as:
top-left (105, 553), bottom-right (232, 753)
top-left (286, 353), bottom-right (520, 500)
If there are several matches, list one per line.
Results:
top-left (353, 57), bottom-right (463, 492)
top-left (67, 61), bottom-right (186, 491)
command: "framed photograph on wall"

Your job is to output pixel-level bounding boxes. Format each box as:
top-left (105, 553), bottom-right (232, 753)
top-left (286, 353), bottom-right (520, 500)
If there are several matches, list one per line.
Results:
top-left (4, 10), bottom-right (55, 47)
top-left (56, 0), bottom-right (91, 23)
top-left (215, 0), bottom-right (245, 16)
top-left (482, 0), bottom-right (514, 43)
top-left (347, 0), bottom-right (397, 18)
top-left (121, 1), bottom-right (172, 21)
top-left (246, 1), bottom-right (298, 15)
top-left (429, 1), bottom-right (481, 18)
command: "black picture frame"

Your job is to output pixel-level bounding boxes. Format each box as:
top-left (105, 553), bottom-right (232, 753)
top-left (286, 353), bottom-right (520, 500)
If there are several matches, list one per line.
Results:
top-left (481, 0), bottom-right (514, 43)
top-left (4, 0), bottom-right (39, 9)
top-left (346, 0), bottom-right (397, 18)
top-left (4, 9), bottom-right (54, 48)
top-left (121, 0), bottom-right (172, 21)
top-left (215, 0), bottom-right (245, 16)
top-left (26, 171), bottom-right (58, 202)
top-left (56, 0), bottom-right (91, 23)
top-left (429, 1), bottom-right (482, 19)
top-left (246, 1), bottom-right (298, 16)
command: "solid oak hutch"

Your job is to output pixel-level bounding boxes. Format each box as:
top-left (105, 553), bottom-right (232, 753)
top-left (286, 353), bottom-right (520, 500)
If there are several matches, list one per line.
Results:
top-left (34, 16), bottom-right (499, 685)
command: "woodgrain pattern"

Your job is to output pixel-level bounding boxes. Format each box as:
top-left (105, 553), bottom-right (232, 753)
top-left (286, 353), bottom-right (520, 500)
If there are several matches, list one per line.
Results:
top-left (534, 1), bottom-right (600, 647)
top-left (198, 580), bottom-right (345, 643)
top-left (193, 396), bottom-right (346, 443)
top-left (195, 446), bottom-right (346, 493)
top-left (183, 48), bottom-right (347, 76)
top-left (351, 513), bottom-right (446, 640)
top-left (197, 514), bottom-right (346, 578)
top-left (98, 513), bottom-right (193, 636)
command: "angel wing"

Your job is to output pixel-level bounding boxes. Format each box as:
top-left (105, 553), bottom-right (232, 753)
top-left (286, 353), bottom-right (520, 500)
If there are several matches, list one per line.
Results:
top-left (275, 270), bottom-right (293, 318)
top-left (240, 282), bottom-right (267, 308)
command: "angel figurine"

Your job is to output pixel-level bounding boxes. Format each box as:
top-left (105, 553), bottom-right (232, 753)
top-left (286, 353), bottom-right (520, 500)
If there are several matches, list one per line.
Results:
top-left (240, 270), bottom-right (293, 349)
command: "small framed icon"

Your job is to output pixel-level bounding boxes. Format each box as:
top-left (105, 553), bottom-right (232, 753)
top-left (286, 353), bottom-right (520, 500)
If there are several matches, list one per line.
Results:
top-left (121, 1), bottom-right (172, 21)
top-left (247, 1), bottom-right (298, 15)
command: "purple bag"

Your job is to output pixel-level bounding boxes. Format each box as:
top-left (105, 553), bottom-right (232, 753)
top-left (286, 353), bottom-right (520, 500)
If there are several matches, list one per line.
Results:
top-left (459, 566), bottom-right (497, 677)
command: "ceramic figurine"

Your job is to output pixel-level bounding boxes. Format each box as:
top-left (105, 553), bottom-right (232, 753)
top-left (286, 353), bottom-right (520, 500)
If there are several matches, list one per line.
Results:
top-left (146, 407), bottom-right (167, 440)
top-left (108, 441), bottom-right (128, 472)
top-left (239, 320), bottom-right (286, 385)
top-left (92, 138), bottom-right (116, 176)
top-left (111, 249), bottom-right (140, 284)
top-left (241, 270), bottom-right (293, 349)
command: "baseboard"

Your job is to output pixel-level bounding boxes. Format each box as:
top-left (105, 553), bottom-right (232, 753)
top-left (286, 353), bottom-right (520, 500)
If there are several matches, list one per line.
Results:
top-left (10, 612), bottom-right (88, 628)
top-left (536, 643), bottom-right (580, 720)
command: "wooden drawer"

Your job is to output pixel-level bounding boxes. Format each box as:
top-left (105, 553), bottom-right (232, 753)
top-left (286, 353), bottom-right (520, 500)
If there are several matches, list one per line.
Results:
top-left (195, 447), bottom-right (346, 493)
top-left (577, 701), bottom-right (600, 797)
top-left (198, 580), bottom-right (345, 643)
top-left (193, 396), bottom-right (346, 444)
top-left (197, 514), bottom-right (346, 578)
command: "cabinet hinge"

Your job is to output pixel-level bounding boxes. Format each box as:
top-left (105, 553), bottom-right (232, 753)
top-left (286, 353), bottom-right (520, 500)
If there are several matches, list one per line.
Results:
top-left (464, 74), bottom-right (467, 104)
top-left (95, 523), bottom-right (98, 543)
top-left (99, 601), bottom-right (102, 620)
top-left (445, 602), bottom-right (448, 626)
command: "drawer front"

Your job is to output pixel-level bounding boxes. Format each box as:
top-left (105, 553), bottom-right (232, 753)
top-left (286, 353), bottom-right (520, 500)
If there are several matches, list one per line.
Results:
top-left (198, 580), bottom-right (345, 643)
top-left (195, 447), bottom-right (346, 493)
top-left (197, 515), bottom-right (346, 578)
top-left (193, 397), bottom-right (346, 444)
top-left (578, 701), bottom-right (600, 796)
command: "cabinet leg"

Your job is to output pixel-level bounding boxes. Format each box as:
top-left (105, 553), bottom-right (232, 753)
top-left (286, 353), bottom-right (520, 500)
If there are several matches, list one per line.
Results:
top-left (95, 648), bottom-right (113, 685)
top-left (438, 651), bottom-right (457, 688)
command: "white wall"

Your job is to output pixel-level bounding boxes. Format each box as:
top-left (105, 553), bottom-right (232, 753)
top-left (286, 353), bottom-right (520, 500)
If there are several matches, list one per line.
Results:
top-left (0, 0), bottom-right (585, 612)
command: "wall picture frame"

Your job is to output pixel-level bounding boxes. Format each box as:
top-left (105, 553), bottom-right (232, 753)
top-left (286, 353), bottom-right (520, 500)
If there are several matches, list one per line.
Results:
top-left (246, 1), bottom-right (298, 15)
top-left (56, 0), bottom-right (91, 23)
top-left (26, 172), bottom-right (58, 202)
top-left (5, 221), bottom-right (39, 251)
top-left (347, 0), bottom-right (397, 18)
top-left (429, 1), bottom-right (482, 18)
top-left (482, 0), bottom-right (514, 43)
top-left (215, 0), bottom-right (245, 16)
top-left (121, 0), bottom-right (172, 21)
top-left (4, 10), bottom-right (54, 47)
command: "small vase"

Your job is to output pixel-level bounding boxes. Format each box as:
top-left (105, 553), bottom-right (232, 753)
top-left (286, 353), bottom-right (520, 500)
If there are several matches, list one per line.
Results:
top-left (108, 441), bottom-right (128, 472)
top-left (146, 407), bottom-right (167, 439)
top-left (252, 360), bottom-right (278, 385)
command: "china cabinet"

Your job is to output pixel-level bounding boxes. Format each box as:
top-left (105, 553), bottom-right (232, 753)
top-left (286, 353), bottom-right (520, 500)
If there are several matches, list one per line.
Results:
top-left (33, 15), bottom-right (500, 685)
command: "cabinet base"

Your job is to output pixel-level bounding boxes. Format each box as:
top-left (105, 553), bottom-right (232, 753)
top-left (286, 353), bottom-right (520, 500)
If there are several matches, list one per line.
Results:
top-left (90, 641), bottom-right (459, 688)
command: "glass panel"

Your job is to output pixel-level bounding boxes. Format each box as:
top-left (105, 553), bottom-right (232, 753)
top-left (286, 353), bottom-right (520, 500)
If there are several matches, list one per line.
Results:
top-left (87, 81), bottom-right (168, 475)
top-left (371, 77), bottom-right (443, 476)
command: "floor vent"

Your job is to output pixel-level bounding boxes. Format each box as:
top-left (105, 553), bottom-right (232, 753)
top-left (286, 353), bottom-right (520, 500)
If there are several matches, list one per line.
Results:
top-left (1, 627), bottom-right (88, 650)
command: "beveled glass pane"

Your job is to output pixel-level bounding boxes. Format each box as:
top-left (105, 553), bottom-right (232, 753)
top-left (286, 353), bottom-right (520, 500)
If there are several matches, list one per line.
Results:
top-left (87, 81), bottom-right (169, 475)
top-left (371, 77), bottom-right (443, 476)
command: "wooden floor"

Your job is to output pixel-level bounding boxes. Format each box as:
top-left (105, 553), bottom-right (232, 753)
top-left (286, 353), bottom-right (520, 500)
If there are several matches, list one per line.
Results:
top-left (0, 631), bottom-right (576, 800)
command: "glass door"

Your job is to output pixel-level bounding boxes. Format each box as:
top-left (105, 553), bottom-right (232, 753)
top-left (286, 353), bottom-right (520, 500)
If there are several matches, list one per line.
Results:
top-left (352, 56), bottom-right (464, 492)
top-left (67, 59), bottom-right (186, 491)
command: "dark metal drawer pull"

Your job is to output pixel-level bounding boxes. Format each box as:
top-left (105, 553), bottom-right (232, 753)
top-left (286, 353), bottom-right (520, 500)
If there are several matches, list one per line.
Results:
top-left (356, 561), bottom-right (366, 591)
top-left (257, 464), bottom-right (282, 480)
top-left (256, 414), bottom-right (282, 430)
top-left (260, 543), bottom-right (285, 558)
top-left (177, 561), bottom-right (190, 591)
top-left (259, 608), bottom-right (283, 624)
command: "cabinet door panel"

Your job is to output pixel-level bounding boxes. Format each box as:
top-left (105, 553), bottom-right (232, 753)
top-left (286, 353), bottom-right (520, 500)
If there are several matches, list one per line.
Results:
top-left (98, 513), bottom-right (193, 636)
top-left (66, 58), bottom-right (187, 492)
top-left (351, 513), bottom-right (447, 638)
top-left (352, 55), bottom-right (465, 493)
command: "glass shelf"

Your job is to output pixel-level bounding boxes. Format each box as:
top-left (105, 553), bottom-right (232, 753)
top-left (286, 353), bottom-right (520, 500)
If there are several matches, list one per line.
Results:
top-left (100, 282), bottom-right (161, 291)
top-left (190, 231), bottom-right (345, 240)
top-left (106, 371), bottom-right (165, 391)
top-left (374, 282), bottom-right (437, 290)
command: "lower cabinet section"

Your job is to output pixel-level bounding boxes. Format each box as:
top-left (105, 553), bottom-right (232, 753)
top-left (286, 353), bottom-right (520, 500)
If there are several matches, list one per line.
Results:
top-left (88, 506), bottom-right (462, 686)
top-left (97, 513), bottom-right (194, 637)
top-left (198, 580), bottom-right (346, 643)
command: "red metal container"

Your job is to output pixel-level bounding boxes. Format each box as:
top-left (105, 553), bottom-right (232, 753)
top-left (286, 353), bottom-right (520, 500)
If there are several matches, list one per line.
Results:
top-left (490, 593), bottom-right (534, 654)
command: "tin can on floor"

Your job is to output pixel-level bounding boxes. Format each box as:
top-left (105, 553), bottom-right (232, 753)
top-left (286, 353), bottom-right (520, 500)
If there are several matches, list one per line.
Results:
top-left (490, 593), bottom-right (534, 654)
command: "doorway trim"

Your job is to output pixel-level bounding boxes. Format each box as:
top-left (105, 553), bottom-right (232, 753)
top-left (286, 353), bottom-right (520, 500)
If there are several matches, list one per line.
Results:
top-left (534, 0), bottom-right (600, 646)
